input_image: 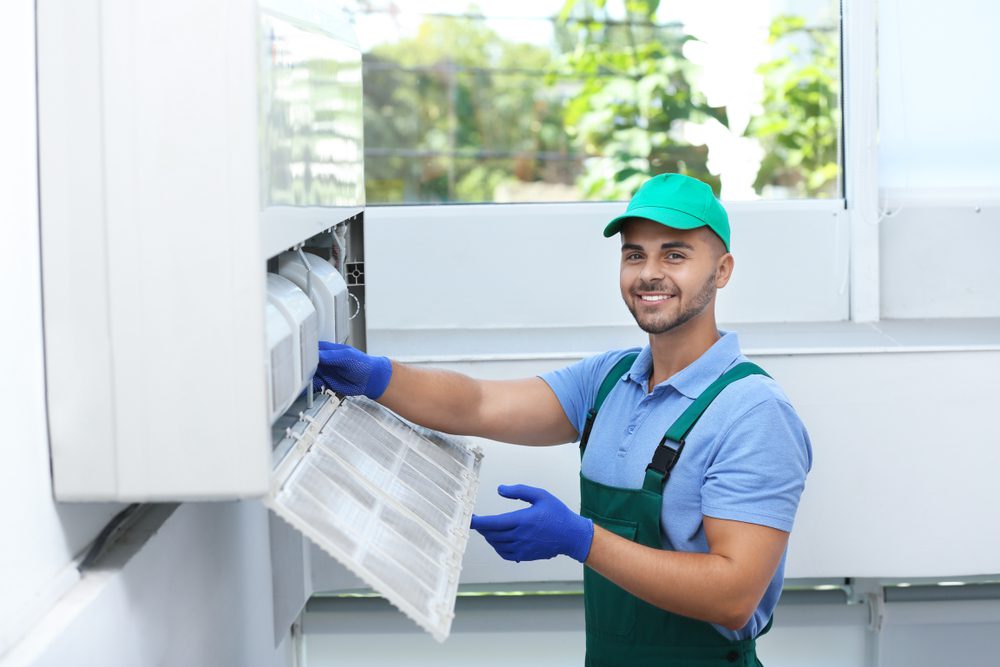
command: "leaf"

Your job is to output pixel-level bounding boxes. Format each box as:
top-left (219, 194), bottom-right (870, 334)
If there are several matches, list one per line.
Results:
top-left (747, 12), bottom-right (840, 197)
top-left (556, 0), bottom-right (577, 23)
top-left (614, 167), bottom-right (642, 182)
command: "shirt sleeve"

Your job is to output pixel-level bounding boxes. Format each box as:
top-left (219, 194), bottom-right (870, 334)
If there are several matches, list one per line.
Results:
top-left (701, 398), bottom-right (813, 532)
top-left (538, 348), bottom-right (641, 439)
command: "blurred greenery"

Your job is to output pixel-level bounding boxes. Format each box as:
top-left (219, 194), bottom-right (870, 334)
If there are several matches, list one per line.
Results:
top-left (551, 0), bottom-right (724, 199)
top-left (746, 15), bottom-right (840, 198)
top-left (358, 4), bottom-right (839, 204)
top-left (362, 13), bottom-right (573, 202)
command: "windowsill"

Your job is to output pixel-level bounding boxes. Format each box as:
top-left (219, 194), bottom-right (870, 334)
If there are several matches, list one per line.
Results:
top-left (367, 317), bottom-right (1000, 363)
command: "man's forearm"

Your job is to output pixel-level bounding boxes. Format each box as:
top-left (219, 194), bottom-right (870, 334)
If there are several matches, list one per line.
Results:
top-left (586, 519), bottom-right (785, 631)
top-left (374, 361), bottom-right (578, 446)
top-left (377, 361), bottom-right (487, 436)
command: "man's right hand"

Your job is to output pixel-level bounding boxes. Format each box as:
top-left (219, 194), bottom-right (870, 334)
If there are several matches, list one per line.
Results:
top-left (313, 341), bottom-right (393, 399)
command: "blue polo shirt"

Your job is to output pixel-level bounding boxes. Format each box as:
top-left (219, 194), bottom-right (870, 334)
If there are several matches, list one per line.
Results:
top-left (540, 331), bottom-right (812, 640)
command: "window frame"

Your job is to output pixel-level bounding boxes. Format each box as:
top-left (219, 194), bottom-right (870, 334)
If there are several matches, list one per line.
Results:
top-left (362, 0), bottom-right (880, 329)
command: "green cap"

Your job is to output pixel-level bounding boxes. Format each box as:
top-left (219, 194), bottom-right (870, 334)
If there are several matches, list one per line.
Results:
top-left (603, 173), bottom-right (730, 251)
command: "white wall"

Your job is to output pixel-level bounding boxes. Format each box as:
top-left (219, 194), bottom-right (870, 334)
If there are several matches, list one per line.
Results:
top-left (0, 0), bottom-right (121, 653)
top-left (352, 347), bottom-right (999, 586)
top-left (2, 504), bottom-right (288, 667)
top-left (879, 196), bottom-right (1000, 319)
top-left (364, 200), bottom-right (850, 330)
top-left (0, 2), bottom-right (292, 664)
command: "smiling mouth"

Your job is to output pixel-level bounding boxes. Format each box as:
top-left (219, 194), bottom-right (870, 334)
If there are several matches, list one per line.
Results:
top-left (637, 294), bottom-right (675, 302)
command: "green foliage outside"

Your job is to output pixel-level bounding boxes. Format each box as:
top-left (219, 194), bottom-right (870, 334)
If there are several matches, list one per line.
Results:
top-left (746, 15), bottom-right (841, 198)
top-left (359, 5), bottom-right (840, 204)
top-left (362, 15), bottom-right (571, 202)
top-left (551, 0), bottom-right (725, 199)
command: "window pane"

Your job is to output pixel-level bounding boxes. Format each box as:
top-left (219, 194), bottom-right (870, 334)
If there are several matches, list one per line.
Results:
top-left (350, 1), bottom-right (841, 203)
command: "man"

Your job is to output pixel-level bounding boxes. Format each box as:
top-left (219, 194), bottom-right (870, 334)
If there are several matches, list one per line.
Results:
top-left (314, 173), bottom-right (812, 666)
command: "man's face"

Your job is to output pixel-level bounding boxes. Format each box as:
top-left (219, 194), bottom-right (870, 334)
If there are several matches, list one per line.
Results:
top-left (619, 218), bottom-right (733, 335)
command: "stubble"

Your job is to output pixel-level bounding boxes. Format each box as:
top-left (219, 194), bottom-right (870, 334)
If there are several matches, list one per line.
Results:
top-left (628, 270), bottom-right (718, 335)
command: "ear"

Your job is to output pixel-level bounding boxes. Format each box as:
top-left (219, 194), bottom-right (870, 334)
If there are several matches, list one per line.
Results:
top-left (715, 253), bottom-right (735, 289)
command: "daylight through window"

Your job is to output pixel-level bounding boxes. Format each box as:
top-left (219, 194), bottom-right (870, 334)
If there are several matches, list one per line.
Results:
top-left (348, 0), bottom-right (841, 204)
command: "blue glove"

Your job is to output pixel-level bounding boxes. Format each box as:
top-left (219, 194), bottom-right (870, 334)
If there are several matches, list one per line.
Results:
top-left (470, 484), bottom-right (594, 563)
top-left (313, 341), bottom-right (392, 399)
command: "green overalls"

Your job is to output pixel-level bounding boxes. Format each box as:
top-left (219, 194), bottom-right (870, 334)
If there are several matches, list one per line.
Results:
top-left (579, 354), bottom-right (771, 667)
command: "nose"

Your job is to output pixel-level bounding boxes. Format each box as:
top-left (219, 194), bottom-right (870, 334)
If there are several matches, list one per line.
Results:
top-left (639, 257), bottom-right (665, 284)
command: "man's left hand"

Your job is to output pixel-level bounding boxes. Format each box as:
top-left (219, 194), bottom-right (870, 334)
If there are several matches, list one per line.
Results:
top-left (471, 484), bottom-right (594, 563)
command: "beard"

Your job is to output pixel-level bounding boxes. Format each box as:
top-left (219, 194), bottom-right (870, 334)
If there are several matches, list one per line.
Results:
top-left (627, 271), bottom-right (717, 335)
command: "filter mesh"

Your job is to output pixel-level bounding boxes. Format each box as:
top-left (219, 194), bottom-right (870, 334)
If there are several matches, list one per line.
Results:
top-left (383, 476), bottom-right (453, 540)
top-left (266, 395), bottom-right (483, 642)
top-left (398, 459), bottom-right (460, 518)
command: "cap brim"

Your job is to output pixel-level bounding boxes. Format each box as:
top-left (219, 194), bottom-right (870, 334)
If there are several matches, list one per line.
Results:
top-left (603, 205), bottom-right (708, 238)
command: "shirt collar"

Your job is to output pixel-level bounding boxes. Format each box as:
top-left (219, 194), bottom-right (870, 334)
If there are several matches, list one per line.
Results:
top-left (625, 331), bottom-right (742, 399)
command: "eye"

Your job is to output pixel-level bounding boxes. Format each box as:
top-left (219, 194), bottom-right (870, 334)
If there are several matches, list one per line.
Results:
top-left (666, 252), bottom-right (685, 261)
top-left (624, 252), bottom-right (643, 261)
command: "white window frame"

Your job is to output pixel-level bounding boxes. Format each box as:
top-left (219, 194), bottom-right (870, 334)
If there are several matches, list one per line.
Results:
top-left (842, 0), bottom-right (880, 322)
top-left (363, 0), bottom-right (880, 332)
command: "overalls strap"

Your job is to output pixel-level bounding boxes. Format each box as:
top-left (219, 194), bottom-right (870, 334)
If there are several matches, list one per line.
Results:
top-left (642, 362), bottom-right (770, 492)
top-left (579, 352), bottom-right (639, 453)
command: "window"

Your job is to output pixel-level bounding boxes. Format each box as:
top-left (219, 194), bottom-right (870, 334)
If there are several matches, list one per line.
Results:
top-left (349, 0), bottom-right (841, 204)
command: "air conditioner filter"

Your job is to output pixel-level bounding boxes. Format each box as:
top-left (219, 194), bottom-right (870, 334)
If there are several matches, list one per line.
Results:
top-left (266, 394), bottom-right (483, 642)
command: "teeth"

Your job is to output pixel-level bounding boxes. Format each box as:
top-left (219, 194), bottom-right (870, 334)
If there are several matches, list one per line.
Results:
top-left (640, 295), bottom-right (671, 301)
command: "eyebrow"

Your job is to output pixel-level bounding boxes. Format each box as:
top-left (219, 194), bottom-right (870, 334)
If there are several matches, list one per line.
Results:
top-left (621, 242), bottom-right (695, 252)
